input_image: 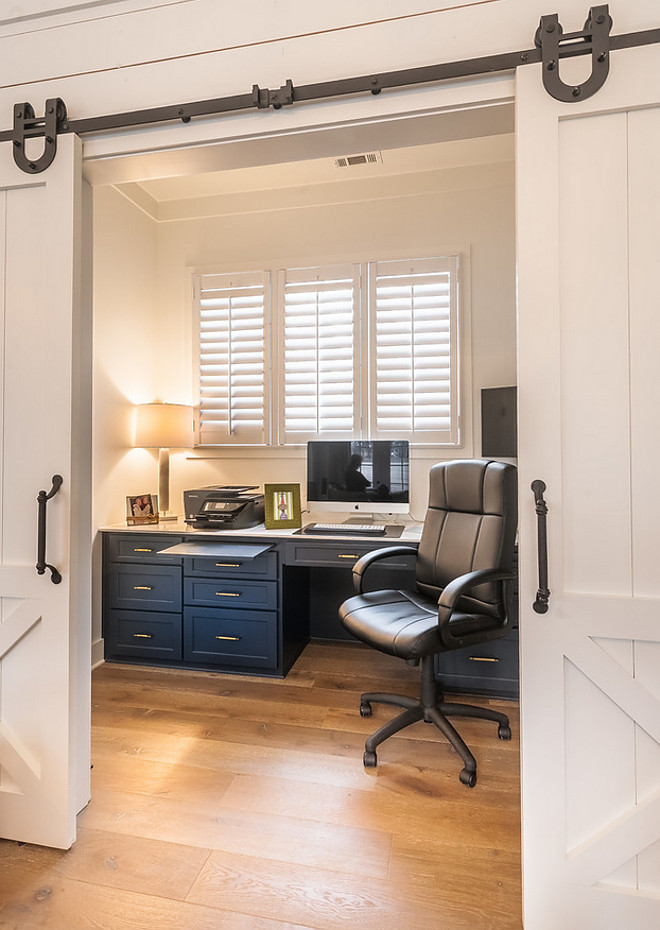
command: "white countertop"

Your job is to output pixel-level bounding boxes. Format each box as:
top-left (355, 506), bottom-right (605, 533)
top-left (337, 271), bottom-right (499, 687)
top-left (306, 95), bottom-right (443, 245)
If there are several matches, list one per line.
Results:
top-left (100, 519), bottom-right (424, 542)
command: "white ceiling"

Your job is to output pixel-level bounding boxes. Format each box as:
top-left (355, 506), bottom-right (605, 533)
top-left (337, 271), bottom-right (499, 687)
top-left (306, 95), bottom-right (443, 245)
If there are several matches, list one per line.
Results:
top-left (127, 132), bottom-right (514, 203)
top-left (105, 99), bottom-right (515, 214)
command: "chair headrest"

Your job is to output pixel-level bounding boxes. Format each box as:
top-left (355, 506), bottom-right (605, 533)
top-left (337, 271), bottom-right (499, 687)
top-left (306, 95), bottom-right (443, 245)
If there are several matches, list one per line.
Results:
top-left (428, 459), bottom-right (514, 516)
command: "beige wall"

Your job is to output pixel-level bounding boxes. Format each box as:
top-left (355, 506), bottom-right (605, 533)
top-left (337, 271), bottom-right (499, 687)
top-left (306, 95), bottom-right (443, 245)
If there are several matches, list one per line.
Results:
top-left (93, 158), bottom-right (516, 528)
top-left (92, 185), bottom-right (160, 528)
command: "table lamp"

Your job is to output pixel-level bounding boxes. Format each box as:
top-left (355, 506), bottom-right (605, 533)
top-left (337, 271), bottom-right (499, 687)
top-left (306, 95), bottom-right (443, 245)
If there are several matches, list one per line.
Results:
top-left (134, 403), bottom-right (194, 521)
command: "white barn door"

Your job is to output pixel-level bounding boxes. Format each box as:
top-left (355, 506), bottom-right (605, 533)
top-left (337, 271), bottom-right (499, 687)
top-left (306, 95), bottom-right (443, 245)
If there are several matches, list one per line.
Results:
top-left (517, 44), bottom-right (660, 929)
top-left (0, 132), bottom-right (90, 849)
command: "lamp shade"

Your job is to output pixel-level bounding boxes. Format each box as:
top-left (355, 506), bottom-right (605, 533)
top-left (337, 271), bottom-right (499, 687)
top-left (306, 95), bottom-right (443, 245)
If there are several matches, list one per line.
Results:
top-left (134, 403), bottom-right (193, 449)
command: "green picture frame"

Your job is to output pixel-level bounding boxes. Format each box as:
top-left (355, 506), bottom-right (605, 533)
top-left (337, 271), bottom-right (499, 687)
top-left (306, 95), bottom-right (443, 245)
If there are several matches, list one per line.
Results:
top-left (264, 483), bottom-right (302, 530)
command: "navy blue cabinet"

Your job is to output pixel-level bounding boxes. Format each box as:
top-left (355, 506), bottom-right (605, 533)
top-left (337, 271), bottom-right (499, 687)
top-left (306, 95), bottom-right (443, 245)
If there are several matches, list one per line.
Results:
top-left (103, 532), bottom-right (286, 676)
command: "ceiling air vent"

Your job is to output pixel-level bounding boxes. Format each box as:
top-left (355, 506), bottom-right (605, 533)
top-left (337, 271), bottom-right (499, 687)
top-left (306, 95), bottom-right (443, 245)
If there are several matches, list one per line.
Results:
top-left (334, 151), bottom-right (383, 168)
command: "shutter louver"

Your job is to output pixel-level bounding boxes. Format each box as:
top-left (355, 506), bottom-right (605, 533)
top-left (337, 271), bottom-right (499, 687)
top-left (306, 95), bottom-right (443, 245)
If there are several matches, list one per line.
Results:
top-left (370, 257), bottom-right (459, 443)
top-left (280, 265), bottom-right (360, 442)
top-left (195, 271), bottom-right (269, 445)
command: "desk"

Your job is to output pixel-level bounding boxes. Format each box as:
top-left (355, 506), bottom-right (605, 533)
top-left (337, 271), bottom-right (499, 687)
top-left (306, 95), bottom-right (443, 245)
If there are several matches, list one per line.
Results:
top-left (100, 522), bottom-right (421, 678)
top-left (100, 522), bottom-right (518, 696)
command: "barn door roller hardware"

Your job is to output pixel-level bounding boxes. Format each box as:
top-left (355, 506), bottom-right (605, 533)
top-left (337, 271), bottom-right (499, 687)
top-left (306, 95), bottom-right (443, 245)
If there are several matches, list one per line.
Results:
top-left (5, 5), bottom-right (660, 174)
top-left (12, 98), bottom-right (67, 174)
top-left (536, 4), bottom-right (611, 102)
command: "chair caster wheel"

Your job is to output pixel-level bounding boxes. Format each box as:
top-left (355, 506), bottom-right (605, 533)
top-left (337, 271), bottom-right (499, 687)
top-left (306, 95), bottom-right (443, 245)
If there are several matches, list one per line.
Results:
top-left (459, 768), bottom-right (477, 788)
top-left (363, 750), bottom-right (377, 768)
top-left (498, 724), bottom-right (512, 741)
top-left (360, 702), bottom-right (372, 718)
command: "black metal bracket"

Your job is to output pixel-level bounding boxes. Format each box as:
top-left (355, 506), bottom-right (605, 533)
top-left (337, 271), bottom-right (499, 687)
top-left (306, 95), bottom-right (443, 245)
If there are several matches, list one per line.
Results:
top-left (36, 474), bottom-right (63, 585)
top-left (531, 480), bottom-right (550, 614)
top-left (535, 4), bottom-right (612, 102)
top-left (4, 6), bottom-right (660, 174)
top-left (12, 98), bottom-right (68, 174)
top-left (251, 79), bottom-right (294, 110)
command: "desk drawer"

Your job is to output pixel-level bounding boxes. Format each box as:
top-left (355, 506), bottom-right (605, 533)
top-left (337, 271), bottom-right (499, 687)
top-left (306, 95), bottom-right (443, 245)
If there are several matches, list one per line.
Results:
top-left (183, 606), bottom-right (277, 668)
top-left (435, 631), bottom-right (519, 697)
top-left (185, 550), bottom-right (277, 580)
top-left (284, 541), bottom-right (414, 569)
top-left (106, 535), bottom-right (183, 564)
top-left (105, 609), bottom-right (182, 661)
top-left (184, 578), bottom-right (277, 610)
top-left (106, 564), bottom-right (182, 612)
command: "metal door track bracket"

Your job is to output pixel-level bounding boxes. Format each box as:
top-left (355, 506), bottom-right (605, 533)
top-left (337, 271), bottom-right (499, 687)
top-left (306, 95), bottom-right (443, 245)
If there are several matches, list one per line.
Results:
top-left (12, 98), bottom-right (67, 174)
top-left (535, 4), bottom-right (612, 102)
top-left (251, 80), bottom-right (294, 110)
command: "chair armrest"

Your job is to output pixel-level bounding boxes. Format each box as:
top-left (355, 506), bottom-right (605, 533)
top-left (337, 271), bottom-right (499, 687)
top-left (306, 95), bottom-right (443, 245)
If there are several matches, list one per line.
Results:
top-left (352, 545), bottom-right (418, 594)
top-left (437, 568), bottom-right (516, 649)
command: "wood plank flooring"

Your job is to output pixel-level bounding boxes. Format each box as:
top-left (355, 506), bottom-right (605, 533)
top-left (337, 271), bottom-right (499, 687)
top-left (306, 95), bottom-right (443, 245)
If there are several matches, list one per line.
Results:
top-left (0, 641), bottom-right (523, 929)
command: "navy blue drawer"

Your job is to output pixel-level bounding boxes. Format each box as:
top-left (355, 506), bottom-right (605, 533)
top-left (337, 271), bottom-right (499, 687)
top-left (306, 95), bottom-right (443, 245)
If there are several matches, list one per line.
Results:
top-left (283, 541), bottom-right (415, 569)
top-left (105, 609), bottom-right (182, 661)
top-left (185, 550), bottom-right (277, 580)
top-left (105, 534), bottom-right (183, 564)
top-left (184, 578), bottom-right (277, 610)
top-left (183, 606), bottom-right (277, 668)
top-left (106, 564), bottom-right (182, 612)
top-left (434, 630), bottom-right (519, 697)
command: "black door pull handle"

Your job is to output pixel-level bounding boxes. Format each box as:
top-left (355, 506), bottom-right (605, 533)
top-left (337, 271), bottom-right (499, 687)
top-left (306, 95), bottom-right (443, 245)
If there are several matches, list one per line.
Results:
top-left (36, 475), bottom-right (63, 584)
top-left (531, 480), bottom-right (550, 614)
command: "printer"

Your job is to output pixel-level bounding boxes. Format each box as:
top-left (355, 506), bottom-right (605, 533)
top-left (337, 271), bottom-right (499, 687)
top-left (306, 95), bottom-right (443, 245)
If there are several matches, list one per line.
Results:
top-left (184, 486), bottom-right (265, 530)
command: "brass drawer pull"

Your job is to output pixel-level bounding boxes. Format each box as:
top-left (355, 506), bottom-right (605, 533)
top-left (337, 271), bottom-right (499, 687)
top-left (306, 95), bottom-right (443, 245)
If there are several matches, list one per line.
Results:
top-left (338, 554), bottom-right (358, 559)
top-left (215, 635), bottom-right (241, 641)
top-left (133, 632), bottom-right (153, 639)
top-left (133, 585), bottom-right (153, 591)
top-left (133, 548), bottom-right (153, 552)
top-left (215, 562), bottom-right (241, 568)
top-left (216, 591), bottom-right (240, 597)
top-left (468, 656), bottom-right (499, 663)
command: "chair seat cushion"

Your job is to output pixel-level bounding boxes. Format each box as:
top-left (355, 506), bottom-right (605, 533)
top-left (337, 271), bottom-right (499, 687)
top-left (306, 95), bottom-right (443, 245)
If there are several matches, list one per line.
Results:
top-left (339, 589), bottom-right (500, 660)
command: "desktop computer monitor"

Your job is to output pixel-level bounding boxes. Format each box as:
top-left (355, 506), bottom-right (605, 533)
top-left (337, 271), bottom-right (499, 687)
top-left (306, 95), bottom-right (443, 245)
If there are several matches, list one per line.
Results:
top-left (306, 440), bottom-right (410, 516)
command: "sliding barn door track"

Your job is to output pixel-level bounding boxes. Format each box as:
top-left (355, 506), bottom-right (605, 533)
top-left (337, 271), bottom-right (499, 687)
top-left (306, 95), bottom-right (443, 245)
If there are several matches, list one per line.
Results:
top-left (4, 4), bottom-right (660, 174)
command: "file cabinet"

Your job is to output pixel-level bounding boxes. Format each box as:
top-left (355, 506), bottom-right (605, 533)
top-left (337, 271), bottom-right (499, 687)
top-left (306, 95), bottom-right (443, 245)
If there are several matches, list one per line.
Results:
top-left (181, 545), bottom-right (278, 669)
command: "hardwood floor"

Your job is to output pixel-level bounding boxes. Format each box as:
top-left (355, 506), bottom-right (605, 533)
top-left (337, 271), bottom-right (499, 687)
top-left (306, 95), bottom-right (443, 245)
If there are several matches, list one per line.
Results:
top-left (0, 642), bottom-right (523, 929)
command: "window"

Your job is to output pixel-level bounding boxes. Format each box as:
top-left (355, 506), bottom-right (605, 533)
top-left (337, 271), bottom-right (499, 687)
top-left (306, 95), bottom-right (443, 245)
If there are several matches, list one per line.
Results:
top-left (369, 256), bottom-right (459, 443)
top-left (193, 255), bottom-right (460, 447)
top-left (195, 270), bottom-right (270, 446)
top-left (278, 264), bottom-right (361, 443)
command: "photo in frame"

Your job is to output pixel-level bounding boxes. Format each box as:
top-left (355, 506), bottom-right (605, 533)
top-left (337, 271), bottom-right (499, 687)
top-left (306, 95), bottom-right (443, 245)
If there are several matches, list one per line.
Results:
top-left (126, 493), bottom-right (159, 525)
top-left (264, 483), bottom-right (302, 530)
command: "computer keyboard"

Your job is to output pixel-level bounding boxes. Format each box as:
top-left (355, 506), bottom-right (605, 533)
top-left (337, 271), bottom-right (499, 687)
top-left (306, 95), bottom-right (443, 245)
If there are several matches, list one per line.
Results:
top-left (303, 522), bottom-right (387, 536)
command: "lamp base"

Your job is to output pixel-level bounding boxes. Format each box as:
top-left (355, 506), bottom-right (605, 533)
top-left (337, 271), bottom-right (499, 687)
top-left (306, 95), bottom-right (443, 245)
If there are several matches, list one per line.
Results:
top-left (158, 513), bottom-right (180, 522)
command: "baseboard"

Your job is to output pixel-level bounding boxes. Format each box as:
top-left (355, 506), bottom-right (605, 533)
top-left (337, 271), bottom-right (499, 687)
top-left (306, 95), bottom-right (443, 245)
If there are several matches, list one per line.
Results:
top-left (92, 637), bottom-right (104, 670)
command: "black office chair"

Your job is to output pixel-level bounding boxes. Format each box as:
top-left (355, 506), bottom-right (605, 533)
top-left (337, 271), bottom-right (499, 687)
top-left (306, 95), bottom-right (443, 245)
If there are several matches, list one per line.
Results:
top-left (339, 459), bottom-right (517, 787)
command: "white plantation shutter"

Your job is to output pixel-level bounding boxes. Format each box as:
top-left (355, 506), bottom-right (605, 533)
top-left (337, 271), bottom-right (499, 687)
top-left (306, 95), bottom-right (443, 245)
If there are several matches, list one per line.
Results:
top-left (194, 256), bottom-right (462, 447)
top-left (278, 265), bottom-right (360, 442)
top-left (369, 256), bottom-right (459, 443)
top-left (195, 271), bottom-right (270, 445)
